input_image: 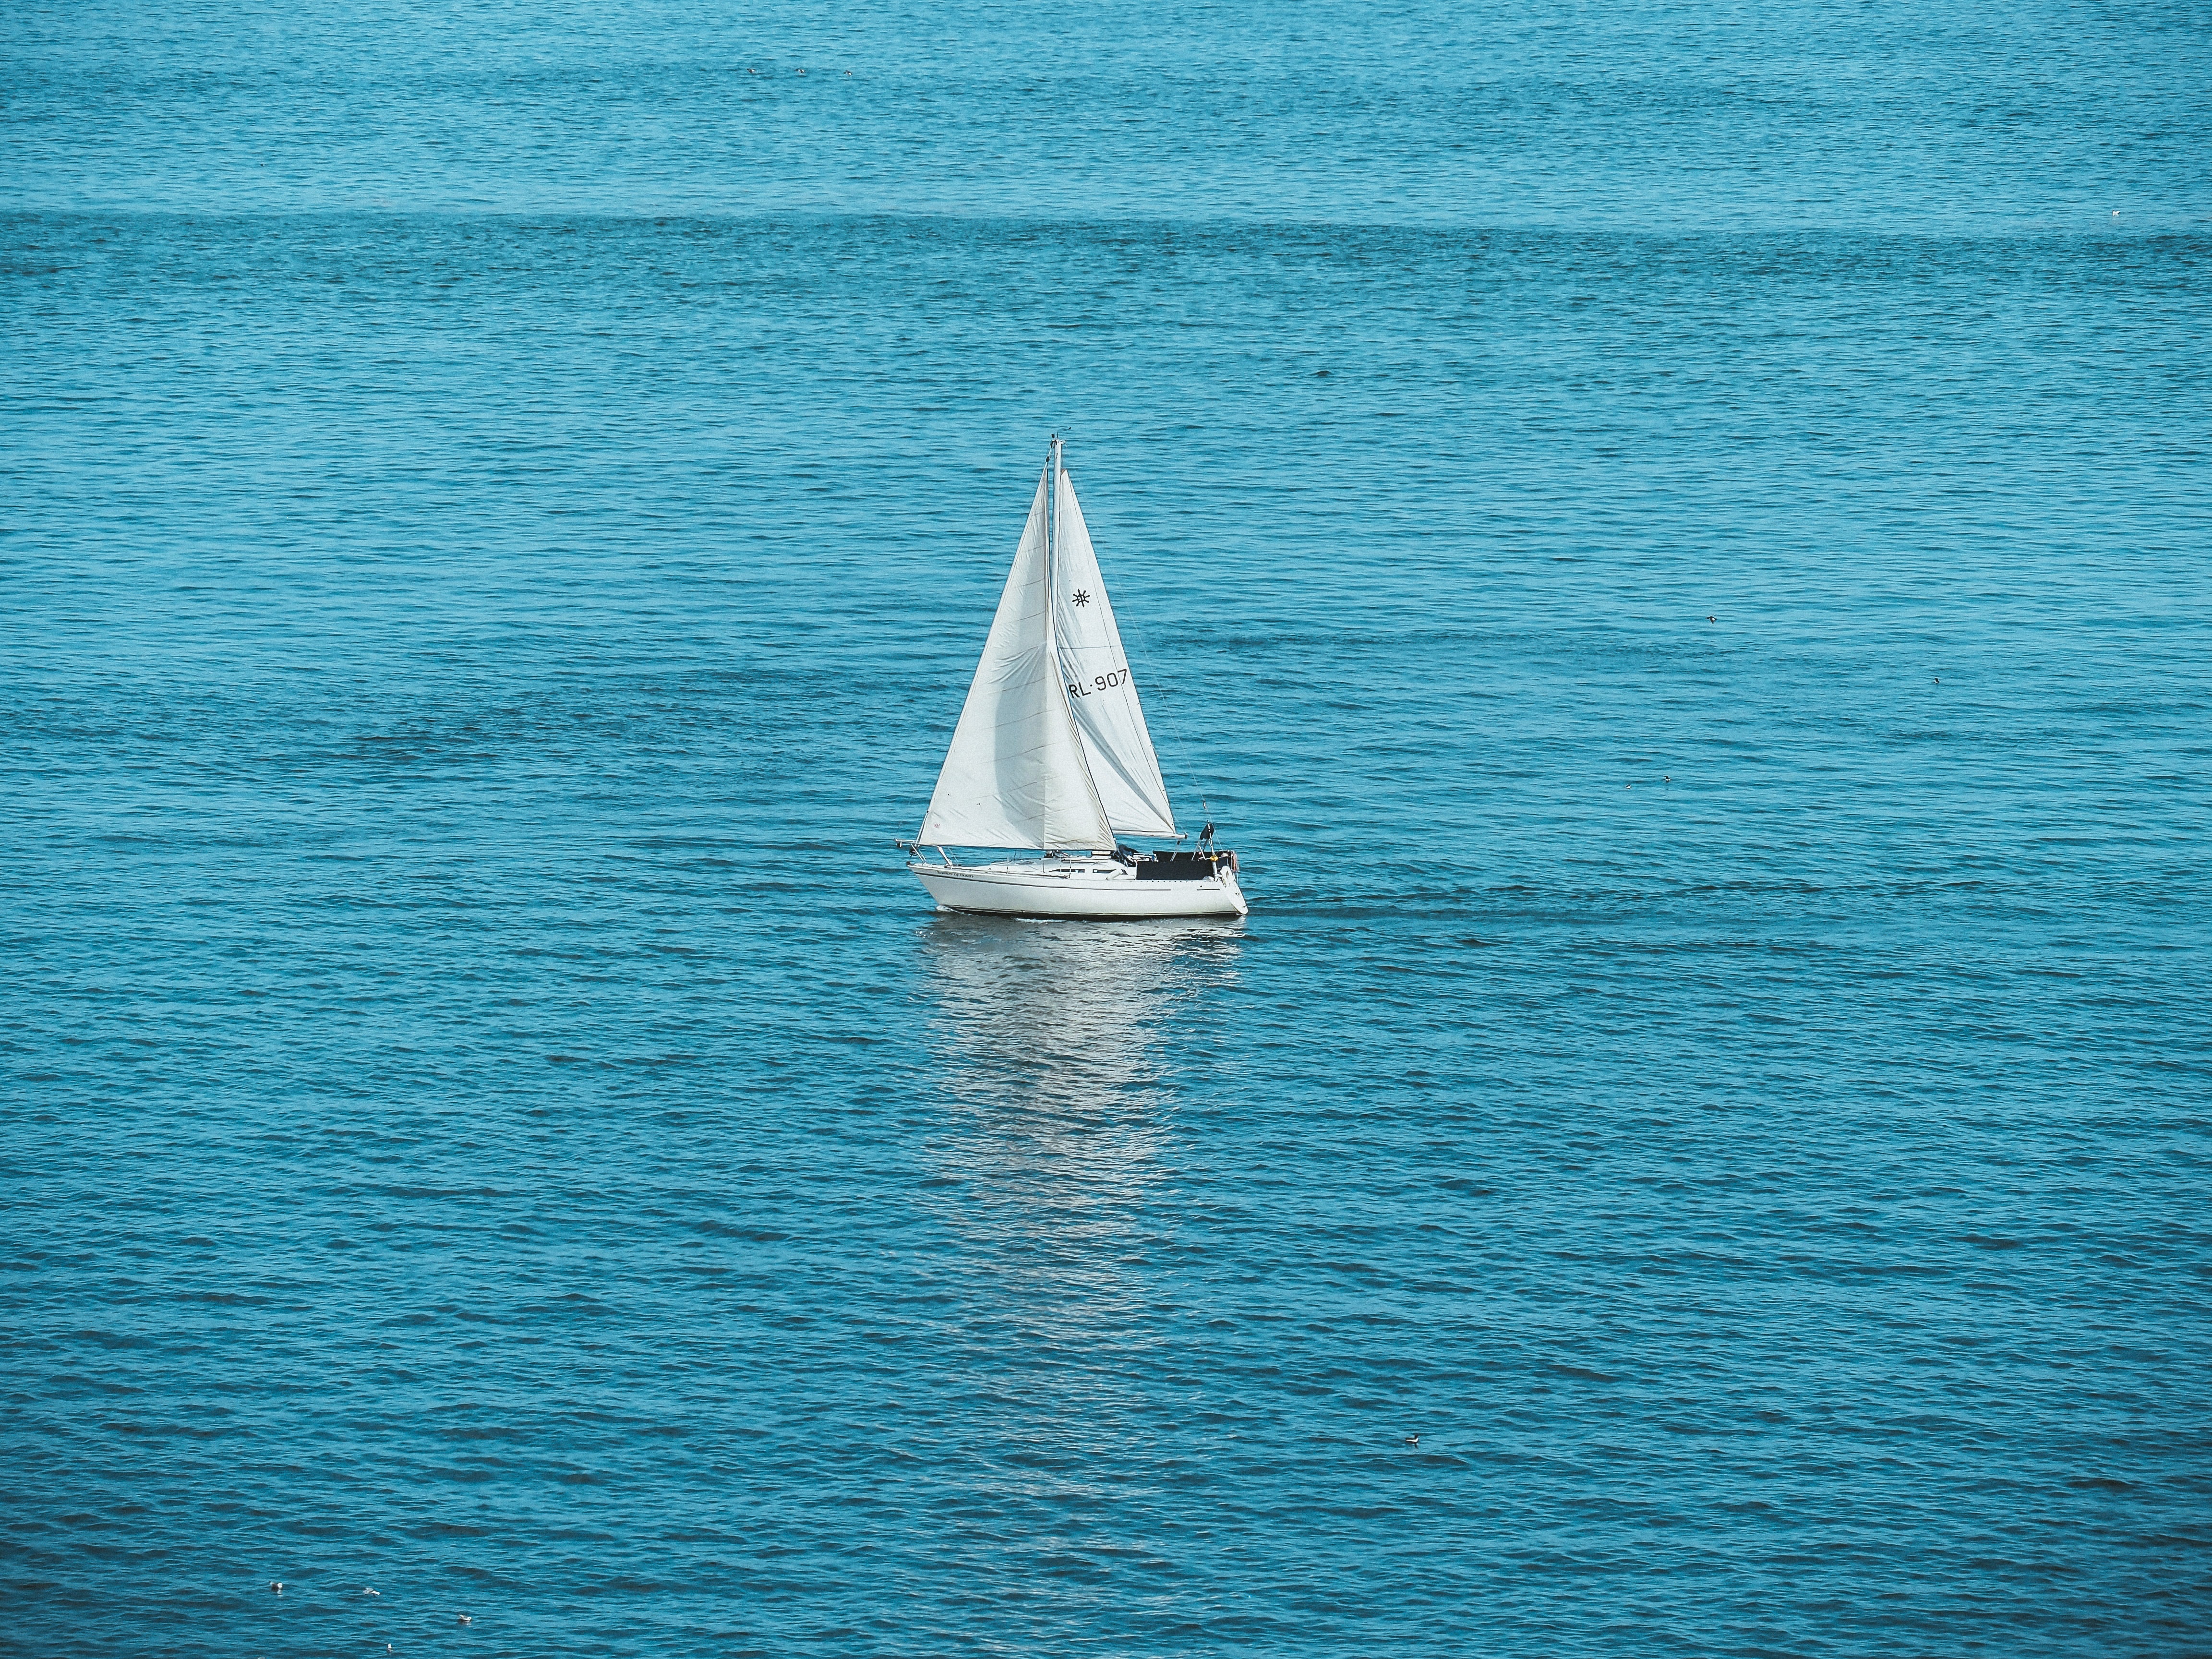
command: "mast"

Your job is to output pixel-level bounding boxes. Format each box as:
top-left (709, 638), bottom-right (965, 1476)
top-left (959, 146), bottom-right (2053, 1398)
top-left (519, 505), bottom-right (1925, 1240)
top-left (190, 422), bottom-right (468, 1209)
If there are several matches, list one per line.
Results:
top-left (1045, 434), bottom-right (1061, 854)
top-left (1045, 435), bottom-right (1061, 649)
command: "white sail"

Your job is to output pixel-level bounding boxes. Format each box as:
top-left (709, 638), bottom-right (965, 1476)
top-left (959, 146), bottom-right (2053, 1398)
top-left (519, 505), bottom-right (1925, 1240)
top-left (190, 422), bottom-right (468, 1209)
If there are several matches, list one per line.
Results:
top-left (919, 471), bottom-right (1117, 851)
top-left (1051, 468), bottom-right (1178, 837)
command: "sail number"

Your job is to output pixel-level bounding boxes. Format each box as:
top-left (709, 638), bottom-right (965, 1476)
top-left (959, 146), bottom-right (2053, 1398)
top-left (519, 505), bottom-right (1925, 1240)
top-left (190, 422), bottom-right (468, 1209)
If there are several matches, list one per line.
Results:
top-left (1067, 669), bottom-right (1130, 699)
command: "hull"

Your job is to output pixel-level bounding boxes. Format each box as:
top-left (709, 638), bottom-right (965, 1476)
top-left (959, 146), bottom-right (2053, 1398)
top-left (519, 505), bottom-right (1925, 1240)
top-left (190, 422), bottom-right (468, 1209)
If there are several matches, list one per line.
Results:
top-left (910, 859), bottom-right (1248, 920)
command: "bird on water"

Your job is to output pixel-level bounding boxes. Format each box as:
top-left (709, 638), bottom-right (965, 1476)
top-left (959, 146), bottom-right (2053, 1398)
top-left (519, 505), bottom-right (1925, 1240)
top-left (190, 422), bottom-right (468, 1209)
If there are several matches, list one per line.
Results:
top-left (269, 1582), bottom-right (282, 1595)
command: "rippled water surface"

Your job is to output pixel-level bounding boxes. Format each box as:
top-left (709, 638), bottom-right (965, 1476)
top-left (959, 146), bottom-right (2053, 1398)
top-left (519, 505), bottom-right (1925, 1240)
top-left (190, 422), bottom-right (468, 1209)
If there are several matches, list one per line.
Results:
top-left (5, 3), bottom-right (2210, 1655)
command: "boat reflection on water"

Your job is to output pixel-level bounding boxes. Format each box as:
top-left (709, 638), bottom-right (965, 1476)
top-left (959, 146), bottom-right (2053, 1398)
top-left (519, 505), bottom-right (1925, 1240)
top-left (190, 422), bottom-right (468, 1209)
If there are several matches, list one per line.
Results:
top-left (918, 913), bottom-right (1245, 1350)
top-left (921, 911), bottom-right (1244, 1122)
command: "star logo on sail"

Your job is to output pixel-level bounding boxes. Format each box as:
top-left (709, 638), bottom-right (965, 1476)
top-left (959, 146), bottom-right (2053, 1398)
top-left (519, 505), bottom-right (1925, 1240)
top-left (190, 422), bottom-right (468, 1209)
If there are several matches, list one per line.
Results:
top-left (1071, 589), bottom-right (1091, 606)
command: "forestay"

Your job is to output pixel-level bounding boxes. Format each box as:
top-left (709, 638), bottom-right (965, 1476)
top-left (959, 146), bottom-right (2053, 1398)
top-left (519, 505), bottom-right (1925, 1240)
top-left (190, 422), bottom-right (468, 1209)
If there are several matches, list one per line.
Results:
top-left (918, 474), bottom-right (1117, 850)
top-left (1051, 469), bottom-right (1178, 838)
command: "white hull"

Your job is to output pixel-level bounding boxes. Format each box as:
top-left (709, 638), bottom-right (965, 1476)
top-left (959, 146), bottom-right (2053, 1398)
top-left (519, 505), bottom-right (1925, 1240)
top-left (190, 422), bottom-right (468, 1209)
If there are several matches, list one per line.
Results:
top-left (910, 858), bottom-right (1248, 920)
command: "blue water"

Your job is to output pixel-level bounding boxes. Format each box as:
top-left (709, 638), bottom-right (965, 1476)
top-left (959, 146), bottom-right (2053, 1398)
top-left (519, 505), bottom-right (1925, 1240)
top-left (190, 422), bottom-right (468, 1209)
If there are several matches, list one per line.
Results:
top-left (6, 3), bottom-right (2210, 1655)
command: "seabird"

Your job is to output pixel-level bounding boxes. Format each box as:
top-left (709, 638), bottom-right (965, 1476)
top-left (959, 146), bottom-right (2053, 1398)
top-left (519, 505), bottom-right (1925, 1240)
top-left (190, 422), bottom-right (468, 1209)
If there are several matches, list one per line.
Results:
top-left (1707, 615), bottom-right (1715, 623)
top-left (1405, 1435), bottom-right (1419, 1446)
top-left (363, 1587), bottom-right (380, 1596)
top-left (457, 1613), bottom-right (473, 1625)
top-left (269, 1582), bottom-right (282, 1594)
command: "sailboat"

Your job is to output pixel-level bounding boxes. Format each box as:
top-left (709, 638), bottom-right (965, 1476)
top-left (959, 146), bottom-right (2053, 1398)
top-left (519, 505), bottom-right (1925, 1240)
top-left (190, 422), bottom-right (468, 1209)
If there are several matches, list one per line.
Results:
top-left (903, 439), bottom-right (1247, 920)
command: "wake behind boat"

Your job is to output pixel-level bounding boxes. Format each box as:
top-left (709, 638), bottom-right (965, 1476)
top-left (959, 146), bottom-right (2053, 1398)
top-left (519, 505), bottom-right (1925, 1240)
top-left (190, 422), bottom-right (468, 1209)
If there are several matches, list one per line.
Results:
top-left (903, 439), bottom-right (1247, 920)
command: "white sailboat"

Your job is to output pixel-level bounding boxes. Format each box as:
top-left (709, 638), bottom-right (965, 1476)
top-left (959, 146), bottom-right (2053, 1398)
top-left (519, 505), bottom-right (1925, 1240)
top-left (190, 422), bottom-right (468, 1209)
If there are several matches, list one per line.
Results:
top-left (903, 439), bottom-right (1247, 920)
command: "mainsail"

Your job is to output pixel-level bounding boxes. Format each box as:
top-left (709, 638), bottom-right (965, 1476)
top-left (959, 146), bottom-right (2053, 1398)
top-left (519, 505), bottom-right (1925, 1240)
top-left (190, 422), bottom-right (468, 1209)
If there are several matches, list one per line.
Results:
top-left (1050, 469), bottom-right (1178, 837)
top-left (918, 471), bottom-right (1118, 851)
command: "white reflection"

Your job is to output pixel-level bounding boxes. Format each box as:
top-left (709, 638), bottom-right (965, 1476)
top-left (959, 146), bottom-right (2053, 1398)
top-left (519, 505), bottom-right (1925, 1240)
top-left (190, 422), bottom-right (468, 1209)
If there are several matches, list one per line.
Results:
top-left (921, 913), bottom-right (1244, 1128)
top-left (907, 915), bottom-right (1238, 1380)
top-left (919, 915), bottom-right (1244, 1320)
top-left (914, 917), bottom-right (1247, 1492)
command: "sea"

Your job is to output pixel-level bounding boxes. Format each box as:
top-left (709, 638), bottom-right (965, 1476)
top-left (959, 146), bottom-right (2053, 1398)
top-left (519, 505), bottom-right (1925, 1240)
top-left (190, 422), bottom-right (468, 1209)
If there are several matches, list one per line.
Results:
top-left (4, 2), bottom-right (2209, 1654)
